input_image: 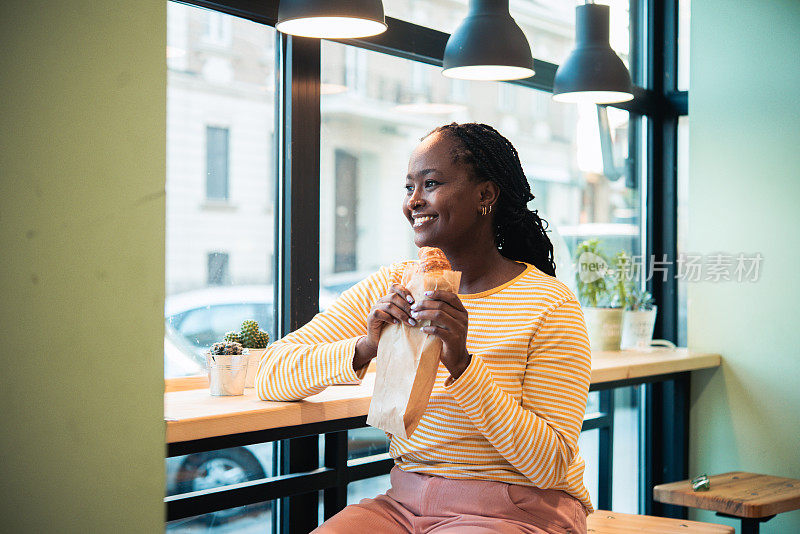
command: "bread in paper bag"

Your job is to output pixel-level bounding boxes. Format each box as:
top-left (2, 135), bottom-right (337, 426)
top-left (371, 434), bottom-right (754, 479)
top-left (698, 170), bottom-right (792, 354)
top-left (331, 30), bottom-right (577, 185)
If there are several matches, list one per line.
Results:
top-left (366, 248), bottom-right (461, 439)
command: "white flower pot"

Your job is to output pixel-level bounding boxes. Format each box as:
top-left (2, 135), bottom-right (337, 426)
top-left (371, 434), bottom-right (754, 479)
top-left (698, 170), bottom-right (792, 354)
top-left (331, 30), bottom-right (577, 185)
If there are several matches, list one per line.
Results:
top-left (583, 307), bottom-right (624, 351)
top-left (621, 306), bottom-right (658, 350)
top-left (244, 348), bottom-right (267, 388)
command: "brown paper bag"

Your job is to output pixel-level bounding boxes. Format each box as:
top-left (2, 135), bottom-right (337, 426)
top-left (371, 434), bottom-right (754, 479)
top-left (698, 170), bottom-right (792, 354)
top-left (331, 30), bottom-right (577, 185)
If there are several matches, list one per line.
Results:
top-left (366, 263), bottom-right (461, 439)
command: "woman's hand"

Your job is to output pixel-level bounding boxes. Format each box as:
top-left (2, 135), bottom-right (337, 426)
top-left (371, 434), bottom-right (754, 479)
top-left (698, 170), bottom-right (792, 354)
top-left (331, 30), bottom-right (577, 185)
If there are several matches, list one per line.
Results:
top-left (411, 290), bottom-right (471, 380)
top-left (354, 284), bottom-right (415, 371)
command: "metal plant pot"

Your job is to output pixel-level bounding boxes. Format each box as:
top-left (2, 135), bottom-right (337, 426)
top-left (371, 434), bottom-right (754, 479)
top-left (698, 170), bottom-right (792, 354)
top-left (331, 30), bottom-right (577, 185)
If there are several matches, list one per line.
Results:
top-left (206, 353), bottom-right (249, 396)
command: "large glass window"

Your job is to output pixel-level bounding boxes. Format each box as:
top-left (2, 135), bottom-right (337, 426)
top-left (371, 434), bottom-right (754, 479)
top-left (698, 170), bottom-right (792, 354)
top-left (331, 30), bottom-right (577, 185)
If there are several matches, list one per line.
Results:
top-left (165, 2), bottom-right (277, 379)
top-left (165, 6), bottom-right (277, 530)
top-left (319, 41), bottom-right (640, 303)
top-left (163, 0), bottom-right (681, 527)
top-left (383, 0), bottom-right (630, 66)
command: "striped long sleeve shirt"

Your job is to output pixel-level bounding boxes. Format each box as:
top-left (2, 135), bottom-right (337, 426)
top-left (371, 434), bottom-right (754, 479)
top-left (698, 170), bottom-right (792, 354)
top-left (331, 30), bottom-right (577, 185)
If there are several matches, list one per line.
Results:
top-left (256, 261), bottom-right (593, 514)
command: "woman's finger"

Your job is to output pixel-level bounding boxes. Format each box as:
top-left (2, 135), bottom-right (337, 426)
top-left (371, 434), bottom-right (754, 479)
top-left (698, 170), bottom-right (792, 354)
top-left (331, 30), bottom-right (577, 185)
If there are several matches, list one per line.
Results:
top-left (389, 283), bottom-right (415, 305)
top-left (372, 308), bottom-right (398, 325)
top-left (381, 292), bottom-right (413, 321)
top-left (410, 309), bottom-right (462, 333)
top-left (411, 297), bottom-right (468, 326)
top-left (419, 290), bottom-right (467, 313)
top-left (379, 300), bottom-right (416, 326)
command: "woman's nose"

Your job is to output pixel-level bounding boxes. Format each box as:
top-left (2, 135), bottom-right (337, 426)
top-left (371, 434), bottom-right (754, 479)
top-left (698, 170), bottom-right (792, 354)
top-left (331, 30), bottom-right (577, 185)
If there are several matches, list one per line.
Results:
top-left (407, 189), bottom-right (425, 210)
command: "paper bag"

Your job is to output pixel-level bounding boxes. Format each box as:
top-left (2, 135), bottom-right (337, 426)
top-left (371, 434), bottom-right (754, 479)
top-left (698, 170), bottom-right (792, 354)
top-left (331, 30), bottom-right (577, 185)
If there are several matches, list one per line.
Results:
top-left (366, 263), bottom-right (461, 439)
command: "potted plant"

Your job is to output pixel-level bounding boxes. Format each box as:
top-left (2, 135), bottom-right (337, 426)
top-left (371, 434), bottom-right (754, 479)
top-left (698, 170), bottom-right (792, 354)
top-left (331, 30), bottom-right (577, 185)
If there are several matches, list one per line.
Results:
top-left (575, 239), bottom-right (624, 351)
top-left (224, 320), bottom-right (270, 388)
top-left (620, 286), bottom-right (658, 350)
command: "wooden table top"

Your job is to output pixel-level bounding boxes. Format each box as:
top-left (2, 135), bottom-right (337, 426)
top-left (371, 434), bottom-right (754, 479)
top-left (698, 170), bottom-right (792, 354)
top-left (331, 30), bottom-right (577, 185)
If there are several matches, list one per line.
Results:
top-left (165, 348), bottom-right (721, 444)
top-left (653, 471), bottom-right (800, 518)
top-left (588, 509), bottom-right (735, 533)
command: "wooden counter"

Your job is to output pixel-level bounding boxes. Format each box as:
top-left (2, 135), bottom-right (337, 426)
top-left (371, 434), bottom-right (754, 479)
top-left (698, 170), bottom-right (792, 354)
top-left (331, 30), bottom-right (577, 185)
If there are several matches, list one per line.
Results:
top-left (165, 348), bottom-right (721, 444)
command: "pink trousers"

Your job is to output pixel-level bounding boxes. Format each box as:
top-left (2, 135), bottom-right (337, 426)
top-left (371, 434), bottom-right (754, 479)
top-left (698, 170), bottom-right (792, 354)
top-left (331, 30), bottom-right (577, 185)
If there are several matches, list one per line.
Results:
top-left (312, 467), bottom-right (587, 534)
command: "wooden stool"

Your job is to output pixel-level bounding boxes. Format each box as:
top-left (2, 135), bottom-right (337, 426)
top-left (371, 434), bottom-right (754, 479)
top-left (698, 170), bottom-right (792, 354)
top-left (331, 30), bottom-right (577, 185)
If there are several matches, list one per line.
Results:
top-left (588, 510), bottom-right (734, 533)
top-left (653, 471), bottom-right (800, 534)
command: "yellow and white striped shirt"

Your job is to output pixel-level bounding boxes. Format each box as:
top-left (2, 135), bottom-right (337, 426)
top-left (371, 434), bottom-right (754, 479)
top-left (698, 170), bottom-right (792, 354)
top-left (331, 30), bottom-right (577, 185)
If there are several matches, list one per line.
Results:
top-left (256, 261), bottom-right (593, 514)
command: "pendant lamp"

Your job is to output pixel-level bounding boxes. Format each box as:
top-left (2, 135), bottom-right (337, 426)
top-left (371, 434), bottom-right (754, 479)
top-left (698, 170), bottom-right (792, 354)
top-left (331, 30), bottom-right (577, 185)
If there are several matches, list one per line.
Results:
top-left (552, 2), bottom-right (633, 104)
top-left (442, 0), bottom-right (534, 81)
top-left (276, 0), bottom-right (387, 39)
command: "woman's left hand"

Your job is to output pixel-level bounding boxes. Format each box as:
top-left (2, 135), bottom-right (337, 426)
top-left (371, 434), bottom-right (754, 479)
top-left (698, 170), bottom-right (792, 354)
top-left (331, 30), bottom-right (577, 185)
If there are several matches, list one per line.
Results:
top-left (410, 290), bottom-right (471, 380)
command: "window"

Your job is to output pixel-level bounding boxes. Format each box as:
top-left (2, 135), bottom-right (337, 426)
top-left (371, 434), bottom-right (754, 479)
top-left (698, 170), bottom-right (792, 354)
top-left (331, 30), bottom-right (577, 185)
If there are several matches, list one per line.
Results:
top-left (207, 251), bottom-right (229, 285)
top-left (165, 3), bottom-right (278, 531)
top-left (165, 0), bottom-right (685, 528)
top-left (165, 1), bottom-right (277, 381)
top-left (205, 126), bottom-right (230, 200)
top-left (203, 10), bottom-right (232, 46)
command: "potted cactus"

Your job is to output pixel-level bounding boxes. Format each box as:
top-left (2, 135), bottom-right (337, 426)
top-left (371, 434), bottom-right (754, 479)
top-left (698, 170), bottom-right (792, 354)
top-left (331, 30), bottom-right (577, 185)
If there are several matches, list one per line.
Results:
top-left (207, 341), bottom-right (248, 396)
top-left (620, 286), bottom-right (658, 350)
top-left (575, 239), bottom-right (624, 351)
top-left (224, 320), bottom-right (270, 388)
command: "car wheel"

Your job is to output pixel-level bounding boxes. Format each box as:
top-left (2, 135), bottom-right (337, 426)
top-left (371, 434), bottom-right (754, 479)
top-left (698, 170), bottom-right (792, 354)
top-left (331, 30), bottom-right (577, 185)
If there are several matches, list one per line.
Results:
top-left (176, 448), bottom-right (269, 524)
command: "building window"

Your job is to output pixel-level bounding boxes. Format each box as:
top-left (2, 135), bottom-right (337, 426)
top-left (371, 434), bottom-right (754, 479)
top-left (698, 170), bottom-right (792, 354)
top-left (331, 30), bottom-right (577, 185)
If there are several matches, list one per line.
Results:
top-left (207, 252), bottom-right (230, 286)
top-left (203, 11), bottom-right (232, 46)
top-left (334, 149), bottom-right (359, 273)
top-left (206, 126), bottom-right (229, 200)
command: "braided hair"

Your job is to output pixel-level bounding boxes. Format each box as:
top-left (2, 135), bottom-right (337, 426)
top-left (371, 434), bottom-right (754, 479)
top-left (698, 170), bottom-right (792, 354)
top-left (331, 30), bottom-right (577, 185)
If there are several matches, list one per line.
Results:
top-left (424, 122), bottom-right (556, 277)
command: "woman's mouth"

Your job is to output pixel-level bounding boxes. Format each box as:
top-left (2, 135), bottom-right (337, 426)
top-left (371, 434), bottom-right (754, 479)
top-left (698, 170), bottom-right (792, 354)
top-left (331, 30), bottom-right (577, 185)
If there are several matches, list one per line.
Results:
top-left (412, 215), bottom-right (437, 228)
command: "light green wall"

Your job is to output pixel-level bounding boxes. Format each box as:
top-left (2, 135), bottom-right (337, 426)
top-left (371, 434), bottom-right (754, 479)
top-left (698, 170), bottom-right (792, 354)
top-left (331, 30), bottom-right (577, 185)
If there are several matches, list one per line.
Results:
top-left (0, 1), bottom-right (166, 531)
top-left (688, 1), bottom-right (800, 532)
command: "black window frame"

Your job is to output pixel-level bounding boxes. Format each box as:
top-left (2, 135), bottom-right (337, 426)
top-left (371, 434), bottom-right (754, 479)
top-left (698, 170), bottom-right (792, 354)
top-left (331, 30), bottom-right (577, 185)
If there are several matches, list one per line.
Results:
top-left (168, 0), bottom-right (688, 530)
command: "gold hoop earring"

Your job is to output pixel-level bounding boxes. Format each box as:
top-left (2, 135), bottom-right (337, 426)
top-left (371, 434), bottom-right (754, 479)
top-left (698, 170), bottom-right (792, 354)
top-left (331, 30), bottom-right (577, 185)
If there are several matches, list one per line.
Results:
top-left (480, 205), bottom-right (487, 216)
top-left (487, 205), bottom-right (493, 214)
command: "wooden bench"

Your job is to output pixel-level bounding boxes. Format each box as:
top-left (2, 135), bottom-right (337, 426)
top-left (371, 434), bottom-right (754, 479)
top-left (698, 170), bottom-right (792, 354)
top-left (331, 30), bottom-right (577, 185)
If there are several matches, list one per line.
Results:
top-left (654, 471), bottom-right (800, 534)
top-left (588, 510), bottom-right (735, 533)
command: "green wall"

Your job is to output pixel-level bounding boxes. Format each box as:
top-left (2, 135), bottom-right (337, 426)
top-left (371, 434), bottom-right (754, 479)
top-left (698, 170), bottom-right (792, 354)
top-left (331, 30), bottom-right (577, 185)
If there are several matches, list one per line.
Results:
top-left (688, 1), bottom-right (800, 532)
top-left (0, 1), bottom-right (166, 531)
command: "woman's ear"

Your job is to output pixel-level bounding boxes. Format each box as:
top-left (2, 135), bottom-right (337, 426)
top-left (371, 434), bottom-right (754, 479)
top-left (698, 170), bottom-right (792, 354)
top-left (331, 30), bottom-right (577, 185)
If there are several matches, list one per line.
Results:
top-left (479, 181), bottom-right (500, 207)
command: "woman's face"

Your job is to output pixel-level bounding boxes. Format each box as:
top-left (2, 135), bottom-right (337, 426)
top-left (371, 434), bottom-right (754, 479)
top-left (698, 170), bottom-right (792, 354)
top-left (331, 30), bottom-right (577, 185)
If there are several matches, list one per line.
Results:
top-left (403, 132), bottom-right (488, 250)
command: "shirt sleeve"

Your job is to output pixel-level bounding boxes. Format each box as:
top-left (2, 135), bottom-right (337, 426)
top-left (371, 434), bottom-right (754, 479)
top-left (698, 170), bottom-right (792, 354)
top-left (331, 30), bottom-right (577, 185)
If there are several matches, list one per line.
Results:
top-left (255, 264), bottom-right (406, 401)
top-left (444, 297), bottom-right (592, 488)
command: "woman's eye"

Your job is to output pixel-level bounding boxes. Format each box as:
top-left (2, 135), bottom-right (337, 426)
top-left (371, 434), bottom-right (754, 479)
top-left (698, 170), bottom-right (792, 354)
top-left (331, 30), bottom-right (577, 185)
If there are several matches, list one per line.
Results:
top-left (405, 184), bottom-right (414, 193)
top-left (424, 180), bottom-right (439, 188)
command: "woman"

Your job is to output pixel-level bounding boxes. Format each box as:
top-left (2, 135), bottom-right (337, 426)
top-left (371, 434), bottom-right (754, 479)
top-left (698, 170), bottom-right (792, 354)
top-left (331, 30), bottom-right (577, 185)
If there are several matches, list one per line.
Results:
top-left (256, 123), bottom-right (592, 534)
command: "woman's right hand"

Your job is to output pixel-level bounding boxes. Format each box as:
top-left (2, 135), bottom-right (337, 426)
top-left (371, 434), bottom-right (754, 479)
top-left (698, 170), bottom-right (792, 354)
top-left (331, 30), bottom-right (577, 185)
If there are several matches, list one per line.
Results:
top-left (353, 284), bottom-right (415, 370)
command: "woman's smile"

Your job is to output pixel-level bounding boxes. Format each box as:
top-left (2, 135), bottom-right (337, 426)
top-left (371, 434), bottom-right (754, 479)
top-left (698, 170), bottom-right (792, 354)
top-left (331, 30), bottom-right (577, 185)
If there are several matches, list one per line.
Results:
top-left (412, 214), bottom-right (438, 228)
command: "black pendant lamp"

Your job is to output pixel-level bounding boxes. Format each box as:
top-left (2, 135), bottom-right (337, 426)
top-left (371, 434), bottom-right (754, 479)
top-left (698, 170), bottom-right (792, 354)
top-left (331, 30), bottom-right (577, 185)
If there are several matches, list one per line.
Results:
top-left (442, 0), bottom-right (534, 81)
top-left (552, 2), bottom-right (633, 104)
top-left (276, 0), bottom-right (387, 39)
